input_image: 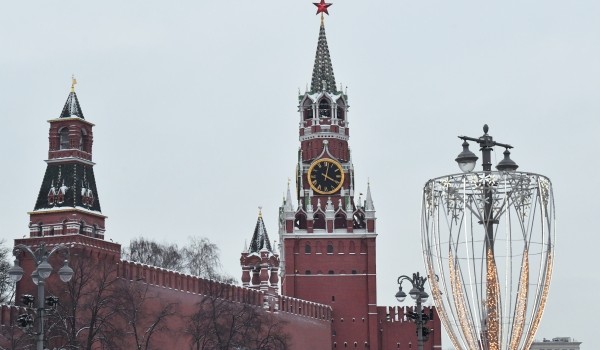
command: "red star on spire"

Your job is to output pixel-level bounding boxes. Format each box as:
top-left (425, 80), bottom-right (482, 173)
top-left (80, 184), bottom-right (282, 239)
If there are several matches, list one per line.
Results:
top-left (313, 0), bottom-right (332, 15)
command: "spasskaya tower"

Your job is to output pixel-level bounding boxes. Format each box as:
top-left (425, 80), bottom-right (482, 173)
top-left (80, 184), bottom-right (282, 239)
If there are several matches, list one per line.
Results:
top-left (279, 3), bottom-right (378, 348)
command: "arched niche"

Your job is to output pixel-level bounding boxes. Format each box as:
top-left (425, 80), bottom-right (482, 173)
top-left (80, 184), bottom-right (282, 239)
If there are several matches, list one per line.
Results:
top-left (334, 212), bottom-right (346, 229)
top-left (295, 212), bottom-right (307, 229)
top-left (302, 98), bottom-right (314, 120)
top-left (59, 127), bottom-right (70, 150)
top-left (313, 212), bottom-right (325, 230)
top-left (80, 128), bottom-right (89, 152)
top-left (336, 99), bottom-right (346, 120)
top-left (318, 98), bottom-right (331, 118)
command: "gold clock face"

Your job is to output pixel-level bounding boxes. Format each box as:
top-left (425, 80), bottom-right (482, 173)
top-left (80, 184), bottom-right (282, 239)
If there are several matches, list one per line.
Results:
top-left (307, 158), bottom-right (345, 195)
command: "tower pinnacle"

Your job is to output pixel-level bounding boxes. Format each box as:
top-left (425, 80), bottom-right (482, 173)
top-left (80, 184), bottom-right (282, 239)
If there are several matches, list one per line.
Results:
top-left (310, 3), bottom-right (337, 94)
top-left (313, 0), bottom-right (332, 15)
top-left (71, 74), bottom-right (77, 92)
top-left (60, 78), bottom-right (85, 119)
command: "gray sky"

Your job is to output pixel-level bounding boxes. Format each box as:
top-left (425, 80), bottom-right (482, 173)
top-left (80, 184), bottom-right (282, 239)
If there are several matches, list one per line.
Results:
top-left (1, 1), bottom-right (598, 348)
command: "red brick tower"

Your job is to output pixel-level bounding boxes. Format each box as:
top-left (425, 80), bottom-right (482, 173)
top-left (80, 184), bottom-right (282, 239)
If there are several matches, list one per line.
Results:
top-left (278, 13), bottom-right (379, 349)
top-left (240, 210), bottom-right (280, 295)
top-left (14, 79), bottom-right (120, 310)
top-left (28, 79), bottom-right (106, 239)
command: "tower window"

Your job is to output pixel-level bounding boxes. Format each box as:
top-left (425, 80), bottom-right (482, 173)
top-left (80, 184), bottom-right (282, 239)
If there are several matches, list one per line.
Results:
top-left (305, 243), bottom-right (311, 254)
top-left (305, 270), bottom-right (311, 275)
top-left (59, 127), bottom-right (70, 150)
top-left (80, 129), bottom-right (89, 151)
top-left (303, 99), bottom-right (313, 120)
top-left (314, 212), bottom-right (325, 230)
top-left (334, 212), bottom-right (346, 229)
top-left (319, 98), bottom-right (331, 118)
top-left (328, 270), bottom-right (334, 274)
top-left (327, 242), bottom-right (334, 254)
top-left (337, 105), bottom-right (345, 120)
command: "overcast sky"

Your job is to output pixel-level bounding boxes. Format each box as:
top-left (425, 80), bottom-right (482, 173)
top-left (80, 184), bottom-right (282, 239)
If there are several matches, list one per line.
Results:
top-left (1, 1), bottom-right (598, 348)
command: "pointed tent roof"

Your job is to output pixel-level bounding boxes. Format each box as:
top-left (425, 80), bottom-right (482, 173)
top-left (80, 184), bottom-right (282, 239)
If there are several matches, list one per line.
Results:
top-left (248, 210), bottom-right (273, 253)
top-left (310, 19), bottom-right (337, 94)
top-left (59, 91), bottom-right (85, 119)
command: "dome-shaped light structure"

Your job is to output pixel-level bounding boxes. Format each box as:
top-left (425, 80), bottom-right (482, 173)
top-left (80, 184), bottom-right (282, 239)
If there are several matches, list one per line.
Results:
top-left (37, 256), bottom-right (53, 280)
top-left (496, 148), bottom-right (519, 172)
top-left (7, 260), bottom-right (24, 282)
top-left (31, 269), bottom-right (40, 286)
top-left (455, 141), bottom-right (478, 173)
top-left (422, 171), bottom-right (555, 350)
top-left (58, 260), bottom-right (74, 282)
top-left (395, 287), bottom-right (407, 303)
top-left (409, 287), bottom-right (420, 300)
top-left (420, 291), bottom-right (429, 303)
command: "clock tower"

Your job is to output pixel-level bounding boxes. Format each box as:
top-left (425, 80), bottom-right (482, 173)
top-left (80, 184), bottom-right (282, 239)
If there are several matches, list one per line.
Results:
top-left (279, 6), bottom-right (378, 348)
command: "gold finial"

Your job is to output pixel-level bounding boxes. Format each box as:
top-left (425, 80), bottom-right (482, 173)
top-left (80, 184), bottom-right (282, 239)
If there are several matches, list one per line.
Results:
top-left (71, 74), bottom-right (77, 92)
top-left (258, 206), bottom-right (263, 218)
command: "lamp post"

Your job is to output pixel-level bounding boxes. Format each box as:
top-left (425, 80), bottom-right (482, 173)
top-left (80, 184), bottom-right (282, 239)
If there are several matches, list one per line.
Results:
top-left (455, 124), bottom-right (517, 348)
top-left (7, 242), bottom-right (74, 350)
top-left (395, 272), bottom-right (432, 350)
top-left (421, 124), bottom-right (555, 350)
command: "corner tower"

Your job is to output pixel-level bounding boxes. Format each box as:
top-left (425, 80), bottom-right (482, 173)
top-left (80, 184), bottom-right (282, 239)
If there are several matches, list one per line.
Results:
top-left (28, 79), bottom-right (106, 239)
top-left (279, 6), bottom-right (378, 348)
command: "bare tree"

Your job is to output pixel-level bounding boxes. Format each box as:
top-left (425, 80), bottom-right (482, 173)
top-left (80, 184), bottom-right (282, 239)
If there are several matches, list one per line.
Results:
top-left (185, 282), bottom-right (289, 350)
top-left (115, 280), bottom-right (178, 350)
top-left (45, 249), bottom-right (121, 350)
top-left (0, 240), bottom-right (15, 304)
top-left (123, 237), bottom-right (235, 282)
top-left (183, 237), bottom-right (221, 279)
top-left (122, 238), bottom-right (183, 271)
top-left (0, 323), bottom-right (32, 350)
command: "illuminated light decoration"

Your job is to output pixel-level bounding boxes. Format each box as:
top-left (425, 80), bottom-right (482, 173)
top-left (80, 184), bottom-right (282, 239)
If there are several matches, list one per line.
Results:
top-left (509, 249), bottom-right (529, 350)
top-left (485, 247), bottom-right (500, 350)
top-left (421, 172), bottom-right (555, 350)
top-left (313, 0), bottom-right (332, 15)
top-left (448, 252), bottom-right (478, 350)
top-left (522, 251), bottom-right (553, 350)
top-left (425, 257), bottom-right (464, 350)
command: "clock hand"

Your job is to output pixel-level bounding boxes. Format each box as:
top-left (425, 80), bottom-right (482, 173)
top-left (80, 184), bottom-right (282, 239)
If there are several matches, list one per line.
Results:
top-left (321, 173), bottom-right (339, 183)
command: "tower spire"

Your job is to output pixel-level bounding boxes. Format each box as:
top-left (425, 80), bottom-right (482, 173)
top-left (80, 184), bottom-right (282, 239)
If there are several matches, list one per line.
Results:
top-left (249, 209), bottom-right (273, 253)
top-left (310, 2), bottom-right (337, 94)
top-left (365, 180), bottom-right (375, 211)
top-left (60, 76), bottom-right (85, 119)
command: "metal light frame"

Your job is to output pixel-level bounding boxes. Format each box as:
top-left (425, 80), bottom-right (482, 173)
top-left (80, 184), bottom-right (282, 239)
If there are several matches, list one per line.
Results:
top-left (421, 125), bottom-right (555, 350)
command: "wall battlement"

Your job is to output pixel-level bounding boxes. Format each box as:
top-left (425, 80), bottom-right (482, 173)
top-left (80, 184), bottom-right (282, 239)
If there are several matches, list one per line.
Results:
top-left (118, 260), bottom-right (331, 321)
top-left (0, 304), bottom-right (27, 326)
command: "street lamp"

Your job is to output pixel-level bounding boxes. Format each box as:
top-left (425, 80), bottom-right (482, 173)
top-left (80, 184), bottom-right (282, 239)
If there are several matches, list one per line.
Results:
top-left (8, 242), bottom-right (74, 350)
top-left (395, 272), bottom-right (433, 350)
top-left (421, 124), bottom-right (555, 350)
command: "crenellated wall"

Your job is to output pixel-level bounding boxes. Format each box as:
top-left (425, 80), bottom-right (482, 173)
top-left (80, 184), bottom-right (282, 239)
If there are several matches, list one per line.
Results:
top-left (0, 304), bottom-right (26, 326)
top-left (377, 305), bottom-right (442, 350)
top-left (118, 259), bottom-right (332, 322)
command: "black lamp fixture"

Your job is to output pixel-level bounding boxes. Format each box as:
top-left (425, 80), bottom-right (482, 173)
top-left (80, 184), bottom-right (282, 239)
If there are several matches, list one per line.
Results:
top-left (455, 124), bottom-right (518, 173)
top-left (395, 272), bottom-right (433, 350)
top-left (8, 243), bottom-right (73, 350)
